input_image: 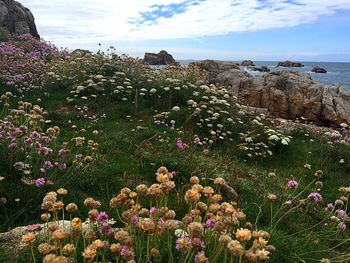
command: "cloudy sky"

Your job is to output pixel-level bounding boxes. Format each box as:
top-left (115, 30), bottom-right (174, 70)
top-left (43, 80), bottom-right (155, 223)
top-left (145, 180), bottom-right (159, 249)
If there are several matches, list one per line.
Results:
top-left (20, 0), bottom-right (350, 61)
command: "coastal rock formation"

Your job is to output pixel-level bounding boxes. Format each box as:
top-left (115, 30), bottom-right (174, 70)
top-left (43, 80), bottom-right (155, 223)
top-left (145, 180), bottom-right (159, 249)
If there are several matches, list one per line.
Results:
top-left (188, 59), bottom-right (349, 126)
top-left (247, 66), bottom-right (270, 72)
top-left (277, 60), bottom-right (304, 67)
top-left (143, 50), bottom-right (177, 65)
top-left (225, 71), bottom-right (349, 126)
top-left (190, 60), bottom-right (240, 82)
top-left (312, 66), bottom-right (327, 73)
top-left (0, 0), bottom-right (39, 38)
top-left (241, 60), bottom-right (255, 66)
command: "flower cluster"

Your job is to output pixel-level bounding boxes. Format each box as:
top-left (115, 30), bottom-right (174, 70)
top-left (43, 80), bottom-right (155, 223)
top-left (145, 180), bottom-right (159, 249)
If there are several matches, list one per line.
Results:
top-left (0, 93), bottom-right (98, 187)
top-left (0, 35), bottom-right (60, 93)
top-left (21, 167), bottom-right (274, 262)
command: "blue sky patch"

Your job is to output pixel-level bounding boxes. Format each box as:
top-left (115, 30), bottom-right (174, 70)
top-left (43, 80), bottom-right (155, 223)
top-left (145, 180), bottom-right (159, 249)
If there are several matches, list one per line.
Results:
top-left (133, 0), bottom-right (204, 25)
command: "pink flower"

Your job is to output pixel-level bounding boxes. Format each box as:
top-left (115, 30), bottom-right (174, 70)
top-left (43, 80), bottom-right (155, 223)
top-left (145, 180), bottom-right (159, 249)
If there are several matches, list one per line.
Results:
top-left (203, 148), bottom-right (209, 155)
top-left (131, 215), bottom-right (138, 225)
top-left (24, 224), bottom-right (42, 232)
top-left (35, 177), bottom-right (45, 187)
top-left (287, 179), bottom-right (298, 189)
top-left (205, 218), bottom-right (215, 229)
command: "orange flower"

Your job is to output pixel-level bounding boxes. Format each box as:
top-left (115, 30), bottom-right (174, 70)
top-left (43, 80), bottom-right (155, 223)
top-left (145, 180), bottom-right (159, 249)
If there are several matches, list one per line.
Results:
top-left (235, 228), bottom-right (252, 242)
top-left (21, 233), bottom-right (36, 246)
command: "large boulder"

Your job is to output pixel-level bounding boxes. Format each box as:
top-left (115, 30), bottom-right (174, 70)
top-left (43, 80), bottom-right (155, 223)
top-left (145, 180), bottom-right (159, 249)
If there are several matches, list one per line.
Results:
top-left (190, 60), bottom-right (240, 83)
top-left (0, 0), bottom-right (39, 38)
top-left (277, 60), bottom-right (304, 67)
top-left (312, 66), bottom-right (327, 73)
top-left (241, 60), bottom-right (255, 66)
top-left (143, 50), bottom-right (177, 65)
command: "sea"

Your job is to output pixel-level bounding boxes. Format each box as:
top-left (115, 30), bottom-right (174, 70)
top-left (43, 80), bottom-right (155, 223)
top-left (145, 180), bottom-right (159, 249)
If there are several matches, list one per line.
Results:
top-left (178, 60), bottom-right (350, 90)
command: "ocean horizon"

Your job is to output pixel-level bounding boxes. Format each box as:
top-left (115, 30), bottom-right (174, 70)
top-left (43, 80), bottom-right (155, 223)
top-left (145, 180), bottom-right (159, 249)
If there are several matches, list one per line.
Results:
top-left (178, 60), bottom-right (350, 89)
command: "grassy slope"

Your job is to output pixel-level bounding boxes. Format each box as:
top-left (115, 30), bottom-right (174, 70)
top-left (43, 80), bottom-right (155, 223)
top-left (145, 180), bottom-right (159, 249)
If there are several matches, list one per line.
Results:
top-left (0, 79), bottom-right (350, 262)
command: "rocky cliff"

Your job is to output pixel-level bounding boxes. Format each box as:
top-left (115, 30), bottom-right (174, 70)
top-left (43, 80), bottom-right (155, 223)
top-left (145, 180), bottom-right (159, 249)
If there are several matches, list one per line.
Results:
top-left (193, 60), bottom-right (350, 126)
top-left (0, 0), bottom-right (39, 38)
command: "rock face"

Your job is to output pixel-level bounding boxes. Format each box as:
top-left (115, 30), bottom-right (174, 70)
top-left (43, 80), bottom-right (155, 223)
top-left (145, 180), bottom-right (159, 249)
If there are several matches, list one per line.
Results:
top-left (277, 60), bottom-right (304, 67)
top-left (0, 0), bottom-right (39, 38)
top-left (189, 59), bottom-right (350, 126)
top-left (241, 60), bottom-right (255, 66)
top-left (214, 70), bottom-right (350, 126)
top-left (143, 50), bottom-right (177, 65)
top-left (312, 66), bottom-right (327, 73)
top-left (190, 60), bottom-right (240, 82)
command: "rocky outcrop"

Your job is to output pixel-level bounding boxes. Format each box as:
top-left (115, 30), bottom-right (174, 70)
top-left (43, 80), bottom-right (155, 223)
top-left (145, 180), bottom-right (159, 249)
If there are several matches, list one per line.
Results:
top-left (247, 66), bottom-right (270, 72)
top-left (215, 70), bottom-right (349, 126)
top-left (143, 50), bottom-right (177, 65)
top-left (277, 60), bottom-right (304, 67)
top-left (241, 60), bottom-right (255, 66)
top-left (190, 60), bottom-right (240, 82)
top-left (0, 0), bottom-right (39, 38)
top-left (312, 66), bottom-right (327, 73)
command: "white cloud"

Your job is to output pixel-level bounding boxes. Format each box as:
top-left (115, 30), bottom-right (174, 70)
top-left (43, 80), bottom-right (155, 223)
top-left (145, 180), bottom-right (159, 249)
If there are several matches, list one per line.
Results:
top-left (19, 0), bottom-right (350, 46)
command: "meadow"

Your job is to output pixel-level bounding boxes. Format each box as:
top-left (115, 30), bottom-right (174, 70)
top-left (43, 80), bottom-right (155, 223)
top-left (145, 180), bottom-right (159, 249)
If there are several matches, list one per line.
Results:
top-left (0, 35), bottom-right (349, 263)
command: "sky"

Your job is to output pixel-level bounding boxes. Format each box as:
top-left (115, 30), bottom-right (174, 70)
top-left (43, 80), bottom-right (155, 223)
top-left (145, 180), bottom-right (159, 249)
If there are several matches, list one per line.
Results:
top-left (20, 0), bottom-right (350, 62)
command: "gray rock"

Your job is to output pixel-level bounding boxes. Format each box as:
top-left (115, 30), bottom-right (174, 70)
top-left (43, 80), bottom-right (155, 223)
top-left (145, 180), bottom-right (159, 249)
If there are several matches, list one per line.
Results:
top-left (190, 60), bottom-right (240, 83)
top-left (0, 0), bottom-right (39, 38)
top-left (277, 60), bottom-right (304, 67)
top-left (144, 50), bottom-right (177, 65)
top-left (241, 60), bottom-right (255, 66)
top-left (312, 66), bottom-right (327, 73)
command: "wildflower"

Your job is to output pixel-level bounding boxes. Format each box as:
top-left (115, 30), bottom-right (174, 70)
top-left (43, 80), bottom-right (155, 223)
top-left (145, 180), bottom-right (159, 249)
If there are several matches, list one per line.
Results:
top-left (62, 243), bottom-right (75, 256)
top-left (314, 170), bottom-right (323, 178)
top-left (176, 138), bottom-right (185, 150)
top-left (205, 218), bottom-right (215, 229)
top-left (202, 186), bottom-right (214, 197)
top-left (35, 177), bottom-right (46, 187)
top-left (267, 194), bottom-right (277, 201)
top-left (194, 135), bottom-right (201, 144)
top-left (176, 237), bottom-right (191, 252)
top-left (338, 210), bottom-right (347, 220)
top-left (97, 211), bottom-right (108, 223)
top-left (304, 163), bottom-right (311, 169)
top-left (287, 179), bottom-right (298, 189)
top-left (135, 184), bottom-right (148, 196)
top-left (255, 248), bottom-right (270, 260)
top-left (24, 224), bottom-right (41, 232)
top-left (194, 251), bottom-right (208, 263)
top-left (131, 215), bottom-right (138, 225)
top-left (175, 229), bottom-right (188, 237)
top-left (172, 106), bottom-right (180, 112)
top-left (66, 203), bottom-right (78, 213)
top-left (82, 246), bottom-right (97, 261)
top-left (52, 229), bottom-right (66, 240)
top-left (308, 192), bottom-right (323, 203)
top-left (184, 189), bottom-right (201, 204)
top-left (57, 188), bottom-right (68, 195)
top-left (21, 233), bottom-right (36, 247)
top-left (227, 240), bottom-right (244, 257)
top-left (190, 176), bottom-right (200, 184)
top-left (203, 148), bottom-right (209, 155)
top-left (14, 162), bottom-right (25, 170)
top-left (187, 222), bottom-right (204, 238)
top-left (235, 228), bottom-right (252, 242)
top-left (150, 248), bottom-right (160, 258)
top-left (38, 243), bottom-right (51, 255)
top-left (338, 222), bottom-right (346, 232)
top-left (214, 177), bottom-right (225, 186)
